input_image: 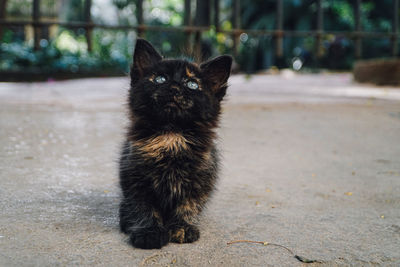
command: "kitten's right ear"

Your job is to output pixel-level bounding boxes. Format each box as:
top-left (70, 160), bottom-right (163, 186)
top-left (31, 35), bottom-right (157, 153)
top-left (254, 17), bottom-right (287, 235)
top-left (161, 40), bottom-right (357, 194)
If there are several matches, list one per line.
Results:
top-left (200, 55), bottom-right (232, 101)
top-left (132, 39), bottom-right (162, 76)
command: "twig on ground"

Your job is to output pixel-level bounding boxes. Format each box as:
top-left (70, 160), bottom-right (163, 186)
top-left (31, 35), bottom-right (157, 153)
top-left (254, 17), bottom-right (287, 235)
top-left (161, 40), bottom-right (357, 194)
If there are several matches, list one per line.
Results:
top-left (227, 239), bottom-right (322, 264)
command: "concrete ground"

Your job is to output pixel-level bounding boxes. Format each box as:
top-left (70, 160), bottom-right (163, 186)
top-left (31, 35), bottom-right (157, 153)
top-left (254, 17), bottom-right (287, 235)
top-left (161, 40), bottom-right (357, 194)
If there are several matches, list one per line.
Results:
top-left (0, 73), bottom-right (399, 266)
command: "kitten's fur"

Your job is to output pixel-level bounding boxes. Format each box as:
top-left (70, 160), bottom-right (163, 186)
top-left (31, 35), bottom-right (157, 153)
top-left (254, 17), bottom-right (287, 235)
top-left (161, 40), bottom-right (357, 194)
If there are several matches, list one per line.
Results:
top-left (119, 39), bottom-right (232, 249)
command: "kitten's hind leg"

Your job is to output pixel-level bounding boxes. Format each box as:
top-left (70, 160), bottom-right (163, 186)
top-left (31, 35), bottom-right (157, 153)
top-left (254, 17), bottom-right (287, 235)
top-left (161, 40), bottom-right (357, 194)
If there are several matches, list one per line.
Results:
top-left (119, 199), bottom-right (169, 249)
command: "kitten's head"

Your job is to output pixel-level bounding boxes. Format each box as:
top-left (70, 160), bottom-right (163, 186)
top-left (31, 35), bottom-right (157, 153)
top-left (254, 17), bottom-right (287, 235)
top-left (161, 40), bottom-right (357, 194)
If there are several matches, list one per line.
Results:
top-left (129, 39), bottom-right (232, 128)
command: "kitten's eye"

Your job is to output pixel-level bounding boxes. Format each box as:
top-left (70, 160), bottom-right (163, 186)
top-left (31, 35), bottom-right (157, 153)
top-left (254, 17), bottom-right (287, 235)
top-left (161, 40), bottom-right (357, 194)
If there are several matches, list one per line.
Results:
top-left (154, 75), bottom-right (166, 84)
top-left (186, 80), bottom-right (199, 90)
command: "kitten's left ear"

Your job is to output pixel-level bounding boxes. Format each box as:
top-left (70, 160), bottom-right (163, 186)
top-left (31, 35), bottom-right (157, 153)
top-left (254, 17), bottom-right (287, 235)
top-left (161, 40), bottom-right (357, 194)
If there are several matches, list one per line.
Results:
top-left (132, 38), bottom-right (162, 77)
top-left (200, 55), bottom-right (232, 101)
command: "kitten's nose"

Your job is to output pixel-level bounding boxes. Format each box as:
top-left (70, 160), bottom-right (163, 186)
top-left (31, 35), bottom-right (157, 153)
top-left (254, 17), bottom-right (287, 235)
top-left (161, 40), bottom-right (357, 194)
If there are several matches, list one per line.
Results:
top-left (170, 84), bottom-right (181, 93)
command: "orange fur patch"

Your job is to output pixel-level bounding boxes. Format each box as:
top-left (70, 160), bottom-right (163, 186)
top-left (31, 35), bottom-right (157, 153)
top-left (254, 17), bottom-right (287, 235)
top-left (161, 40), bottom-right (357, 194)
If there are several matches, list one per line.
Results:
top-left (152, 210), bottom-right (163, 225)
top-left (202, 150), bottom-right (211, 161)
top-left (185, 67), bottom-right (195, 78)
top-left (170, 228), bottom-right (185, 243)
top-left (176, 198), bottom-right (201, 223)
top-left (148, 74), bottom-right (156, 82)
top-left (136, 133), bottom-right (190, 158)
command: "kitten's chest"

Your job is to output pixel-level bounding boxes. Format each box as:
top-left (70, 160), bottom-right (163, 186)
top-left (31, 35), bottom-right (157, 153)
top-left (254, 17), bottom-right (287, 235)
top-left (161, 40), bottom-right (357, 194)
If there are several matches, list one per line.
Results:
top-left (153, 162), bottom-right (194, 195)
top-left (131, 132), bottom-right (215, 201)
top-left (134, 132), bottom-right (191, 159)
top-left (151, 155), bottom-right (207, 204)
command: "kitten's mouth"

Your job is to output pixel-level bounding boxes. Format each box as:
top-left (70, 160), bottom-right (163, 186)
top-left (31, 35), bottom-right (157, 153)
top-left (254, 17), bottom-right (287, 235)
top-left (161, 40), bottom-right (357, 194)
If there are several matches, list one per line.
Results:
top-left (153, 92), bottom-right (193, 110)
top-left (152, 94), bottom-right (181, 110)
top-left (165, 101), bottom-right (180, 108)
top-left (173, 95), bottom-right (193, 109)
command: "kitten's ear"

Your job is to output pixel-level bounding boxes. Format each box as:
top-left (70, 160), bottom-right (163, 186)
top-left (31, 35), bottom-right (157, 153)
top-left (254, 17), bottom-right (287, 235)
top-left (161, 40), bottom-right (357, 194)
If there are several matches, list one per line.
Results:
top-left (132, 38), bottom-right (162, 76)
top-left (200, 55), bottom-right (232, 101)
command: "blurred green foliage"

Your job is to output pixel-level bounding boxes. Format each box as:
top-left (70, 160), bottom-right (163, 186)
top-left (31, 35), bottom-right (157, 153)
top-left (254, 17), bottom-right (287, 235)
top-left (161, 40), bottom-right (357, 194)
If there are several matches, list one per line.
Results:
top-left (0, 29), bottom-right (130, 75)
top-left (235, 0), bottom-right (397, 70)
top-left (0, 0), bottom-right (398, 77)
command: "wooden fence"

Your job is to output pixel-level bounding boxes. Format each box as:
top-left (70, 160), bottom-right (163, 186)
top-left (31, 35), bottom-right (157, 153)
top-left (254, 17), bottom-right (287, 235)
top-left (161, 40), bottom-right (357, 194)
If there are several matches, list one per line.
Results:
top-left (0, 0), bottom-right (399, 63)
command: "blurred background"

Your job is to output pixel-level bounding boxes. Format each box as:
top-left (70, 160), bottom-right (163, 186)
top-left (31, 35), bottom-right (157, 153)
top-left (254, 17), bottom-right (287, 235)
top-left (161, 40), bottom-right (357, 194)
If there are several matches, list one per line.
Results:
top-left (0, 0), bottom-right (399, 81)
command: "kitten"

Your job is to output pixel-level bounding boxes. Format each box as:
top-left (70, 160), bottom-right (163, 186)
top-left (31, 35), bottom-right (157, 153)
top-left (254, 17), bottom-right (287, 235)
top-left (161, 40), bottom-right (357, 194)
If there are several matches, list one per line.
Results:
top-left (119, 38), bottom-right (232, 249)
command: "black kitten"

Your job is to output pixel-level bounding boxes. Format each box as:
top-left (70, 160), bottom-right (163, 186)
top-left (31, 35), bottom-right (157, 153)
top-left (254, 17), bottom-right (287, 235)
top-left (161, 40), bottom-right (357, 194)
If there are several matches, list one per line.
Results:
top-left (119, 39), bottom-right (232, 249)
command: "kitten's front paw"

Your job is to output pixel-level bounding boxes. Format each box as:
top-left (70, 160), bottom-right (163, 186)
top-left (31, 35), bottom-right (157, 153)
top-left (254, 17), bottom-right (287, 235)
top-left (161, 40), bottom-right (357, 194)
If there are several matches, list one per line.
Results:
top-left (170, 224), bottom-right (200, 244)
top-left (129, 228), bottom-right (169, 249)
top-left (184, 224), bottom-right (200, 243)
